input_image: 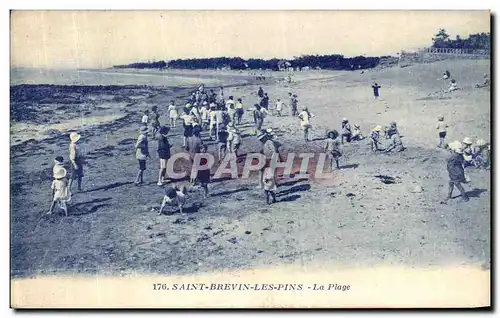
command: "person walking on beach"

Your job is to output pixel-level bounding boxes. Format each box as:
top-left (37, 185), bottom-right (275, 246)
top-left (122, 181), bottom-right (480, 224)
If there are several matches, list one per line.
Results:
top-left (227, 122), bottom-right (242, 160)
top-left (226, 96), bottom-right (237, 123)
top-left (68, 132), bottom-right (84, 193)
top-left (209, 104), bottom-right (217, 140)
top-left (372, 82), bottom-right (382, 99)
top-left (436, 115), bottom-right (448, 148)
top-left (253, 104), bottom-right (264, 135)
top-left (260, 93), bottom-right (269, 110)
top-left (151, 105), bottom-right (161, 139)
top-left (442, 142), bottom-right (469, 203)
top-left (168, 101), bottom-right (178, 128)
top-left (298, 107), bottom-right (314, 142)
top-left (217, 124), bottom-right (229, 163)
top-left (289, 93), bottom-right (298, 117)
top-left (257, 130), bottom-right (280, 189)
top-left (262, 165), bottom-right (277, 205)
top-left (235, 98), bottom-right (244, 125)
top-left (134, 126), bottom-right (151, 186)
top-left (275, 98), bottom-right (286, 117)
top-left (325, 130), bottom-right (342, 170)
top-left (258, 87), bottom-right (264, 98)
top-left (200, 101), bottom-right (210, 131)
top-left (156, 126), bottom-right (171, 186)
top-left (341, 118), bottom-right (352, 144)
top-left (47, 167), bottom-right (71, 216)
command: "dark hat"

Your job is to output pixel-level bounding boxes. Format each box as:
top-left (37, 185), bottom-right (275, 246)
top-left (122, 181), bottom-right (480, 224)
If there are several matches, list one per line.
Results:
top-left (54, 156), bottom-right (64, 163)
top-left (327, 130), bottom-right (338, 139)
top-left (257, 129), bottom-right (269, 141)
top-left (159, 125), bottom-right (170, 135)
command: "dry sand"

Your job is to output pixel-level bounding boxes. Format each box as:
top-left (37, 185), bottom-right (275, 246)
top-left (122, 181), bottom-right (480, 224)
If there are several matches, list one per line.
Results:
top-left (10, 61), bottom-right (490, 294)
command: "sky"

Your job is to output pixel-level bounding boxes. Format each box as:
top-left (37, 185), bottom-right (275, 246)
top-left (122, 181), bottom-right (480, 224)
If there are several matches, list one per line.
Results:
top-left (10, 10), bottom-right (491, 69)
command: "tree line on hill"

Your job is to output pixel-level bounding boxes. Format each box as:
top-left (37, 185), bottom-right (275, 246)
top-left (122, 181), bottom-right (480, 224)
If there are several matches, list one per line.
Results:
top-left (432, 29), bottom-right (490, 50)
top-left (112, 29), bottom-right (490, 70)
top-left (113, 54), bottom-right (385, 71)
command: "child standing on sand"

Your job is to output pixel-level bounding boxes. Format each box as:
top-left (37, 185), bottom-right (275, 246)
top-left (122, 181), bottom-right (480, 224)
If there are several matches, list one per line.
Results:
top-left (168, 101), bottom-right (178, 127)
top-left (47, 167), bottom-right (71, 216)
top-left (200, 101), bottom-right (210, 131)
top-left (325, 130), bottom-right (342, 170)
top-left (53, 156), bottom-right (65, 176)
top-left (197, 144), bottom-right (211, 198)
top-left (298, 107), bottom-right (314, 142)
top-left (275, 98), bottom-right (286, 116)
top-left (217, 124), bottom-right (229, 163)
top-left (141, 110), bottom-right (150, 126)
top-left (371, 125), bottom-right (382, 151)
top-left (372, 83), bottom-right (381, 99)
top-left (134, 126), bottom-right (151, 186)
top-left (263, 166), bottom-right (277, 205)
top-left (68, 132), bottom-right (84, 193)
top-left (235, 98), bottom-right (244, 125)
top-left (151, 105), bottom-right (161, 139)
top-left (341, 118), bottom-right (352, 144)
top-left (209, 105), bottom-right (217, 140)
top-left (157, 126), bottom-right (171, 186)
top-left (436, 116), bottom-right (448, 148)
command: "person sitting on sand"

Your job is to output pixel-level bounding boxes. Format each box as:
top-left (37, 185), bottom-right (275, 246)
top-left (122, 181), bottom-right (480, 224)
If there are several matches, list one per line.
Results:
top-left (385, 126), bottom-right (405, 153)
top-left (472, 139), bottom-right (490, 169)
top-left (141, 109), bottom-right (150, 126)
top-left (443, 70), bottom-right (451, 80)
top-left (134, 126), bottom-right (151, 186)
top-left (341, 118), bottom-right (352, 144)
top-left (436, 116), bottom-right (449, 148)
top-left (351, 124), bottom-right (364, 141)
top-left (370, 125), bottom-right (383, 152)
top-left (47, 167), bottom-right (71, 216)
top-left (151, 105), bottom-right (161, 139)
top-left (448, 79), bottom-right (459, 92)
top-left (168, 101), bottom-right (178, 127)
top-left (156, 126), bottom-right (171, 186)
top-left (325, 130), bottom-right (342, 170)
top-left (68, 132), bottom-right (84, 193)
top-left (372, 82), bottom-right (382, 99)
top-left (298, 107), bottom-right (314, 142)
top-left (235, 98), bottom-right (244, 125)
top-left (475, 73), bottom-right (490, 88)
top-left (442, 141), bottom-right (469, 203)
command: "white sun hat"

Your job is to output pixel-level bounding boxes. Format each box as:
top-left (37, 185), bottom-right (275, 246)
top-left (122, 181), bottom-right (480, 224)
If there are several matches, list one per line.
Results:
top-left (53, 167), bottom-right (67, 179)
top-left (69, 132), bottom-right (81, 143)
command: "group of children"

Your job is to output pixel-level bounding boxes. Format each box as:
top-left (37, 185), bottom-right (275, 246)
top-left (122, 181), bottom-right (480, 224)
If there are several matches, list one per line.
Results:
top-left (47, 132), bottom-right (84, 216)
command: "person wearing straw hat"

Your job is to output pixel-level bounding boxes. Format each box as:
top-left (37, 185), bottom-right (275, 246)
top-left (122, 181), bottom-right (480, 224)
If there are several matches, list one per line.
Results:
top-left (48, 167), bottom-right (71, 216)
top-left (370, 125), bottom-right (383, 152)
top-left (253, 104), bottom-right (264, 135)
top-left (134, 126), bottom-right (151, 186)
top-left (298, 107), bottom-right (314, 142)
top-left (473, 139), bottom-right (490, 169)
top-left (325, 130), bottom-right (342, 170)
top-left (156, 126), bottom-right (172, 186)
top-left (68, 132), bottom-right (84, 193)
top-left (462, 137), bottom-right (474, 167)
top-left (257, 129), bottom-right (280, 189)
top-left (442, 141), bottom-right (469, 203)
top-left (436, 115), bottom-right (449, 148)
top-left (351, 124), bottom-right (364, 141)
top-left (180, 109), bottom-right (194, 148)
